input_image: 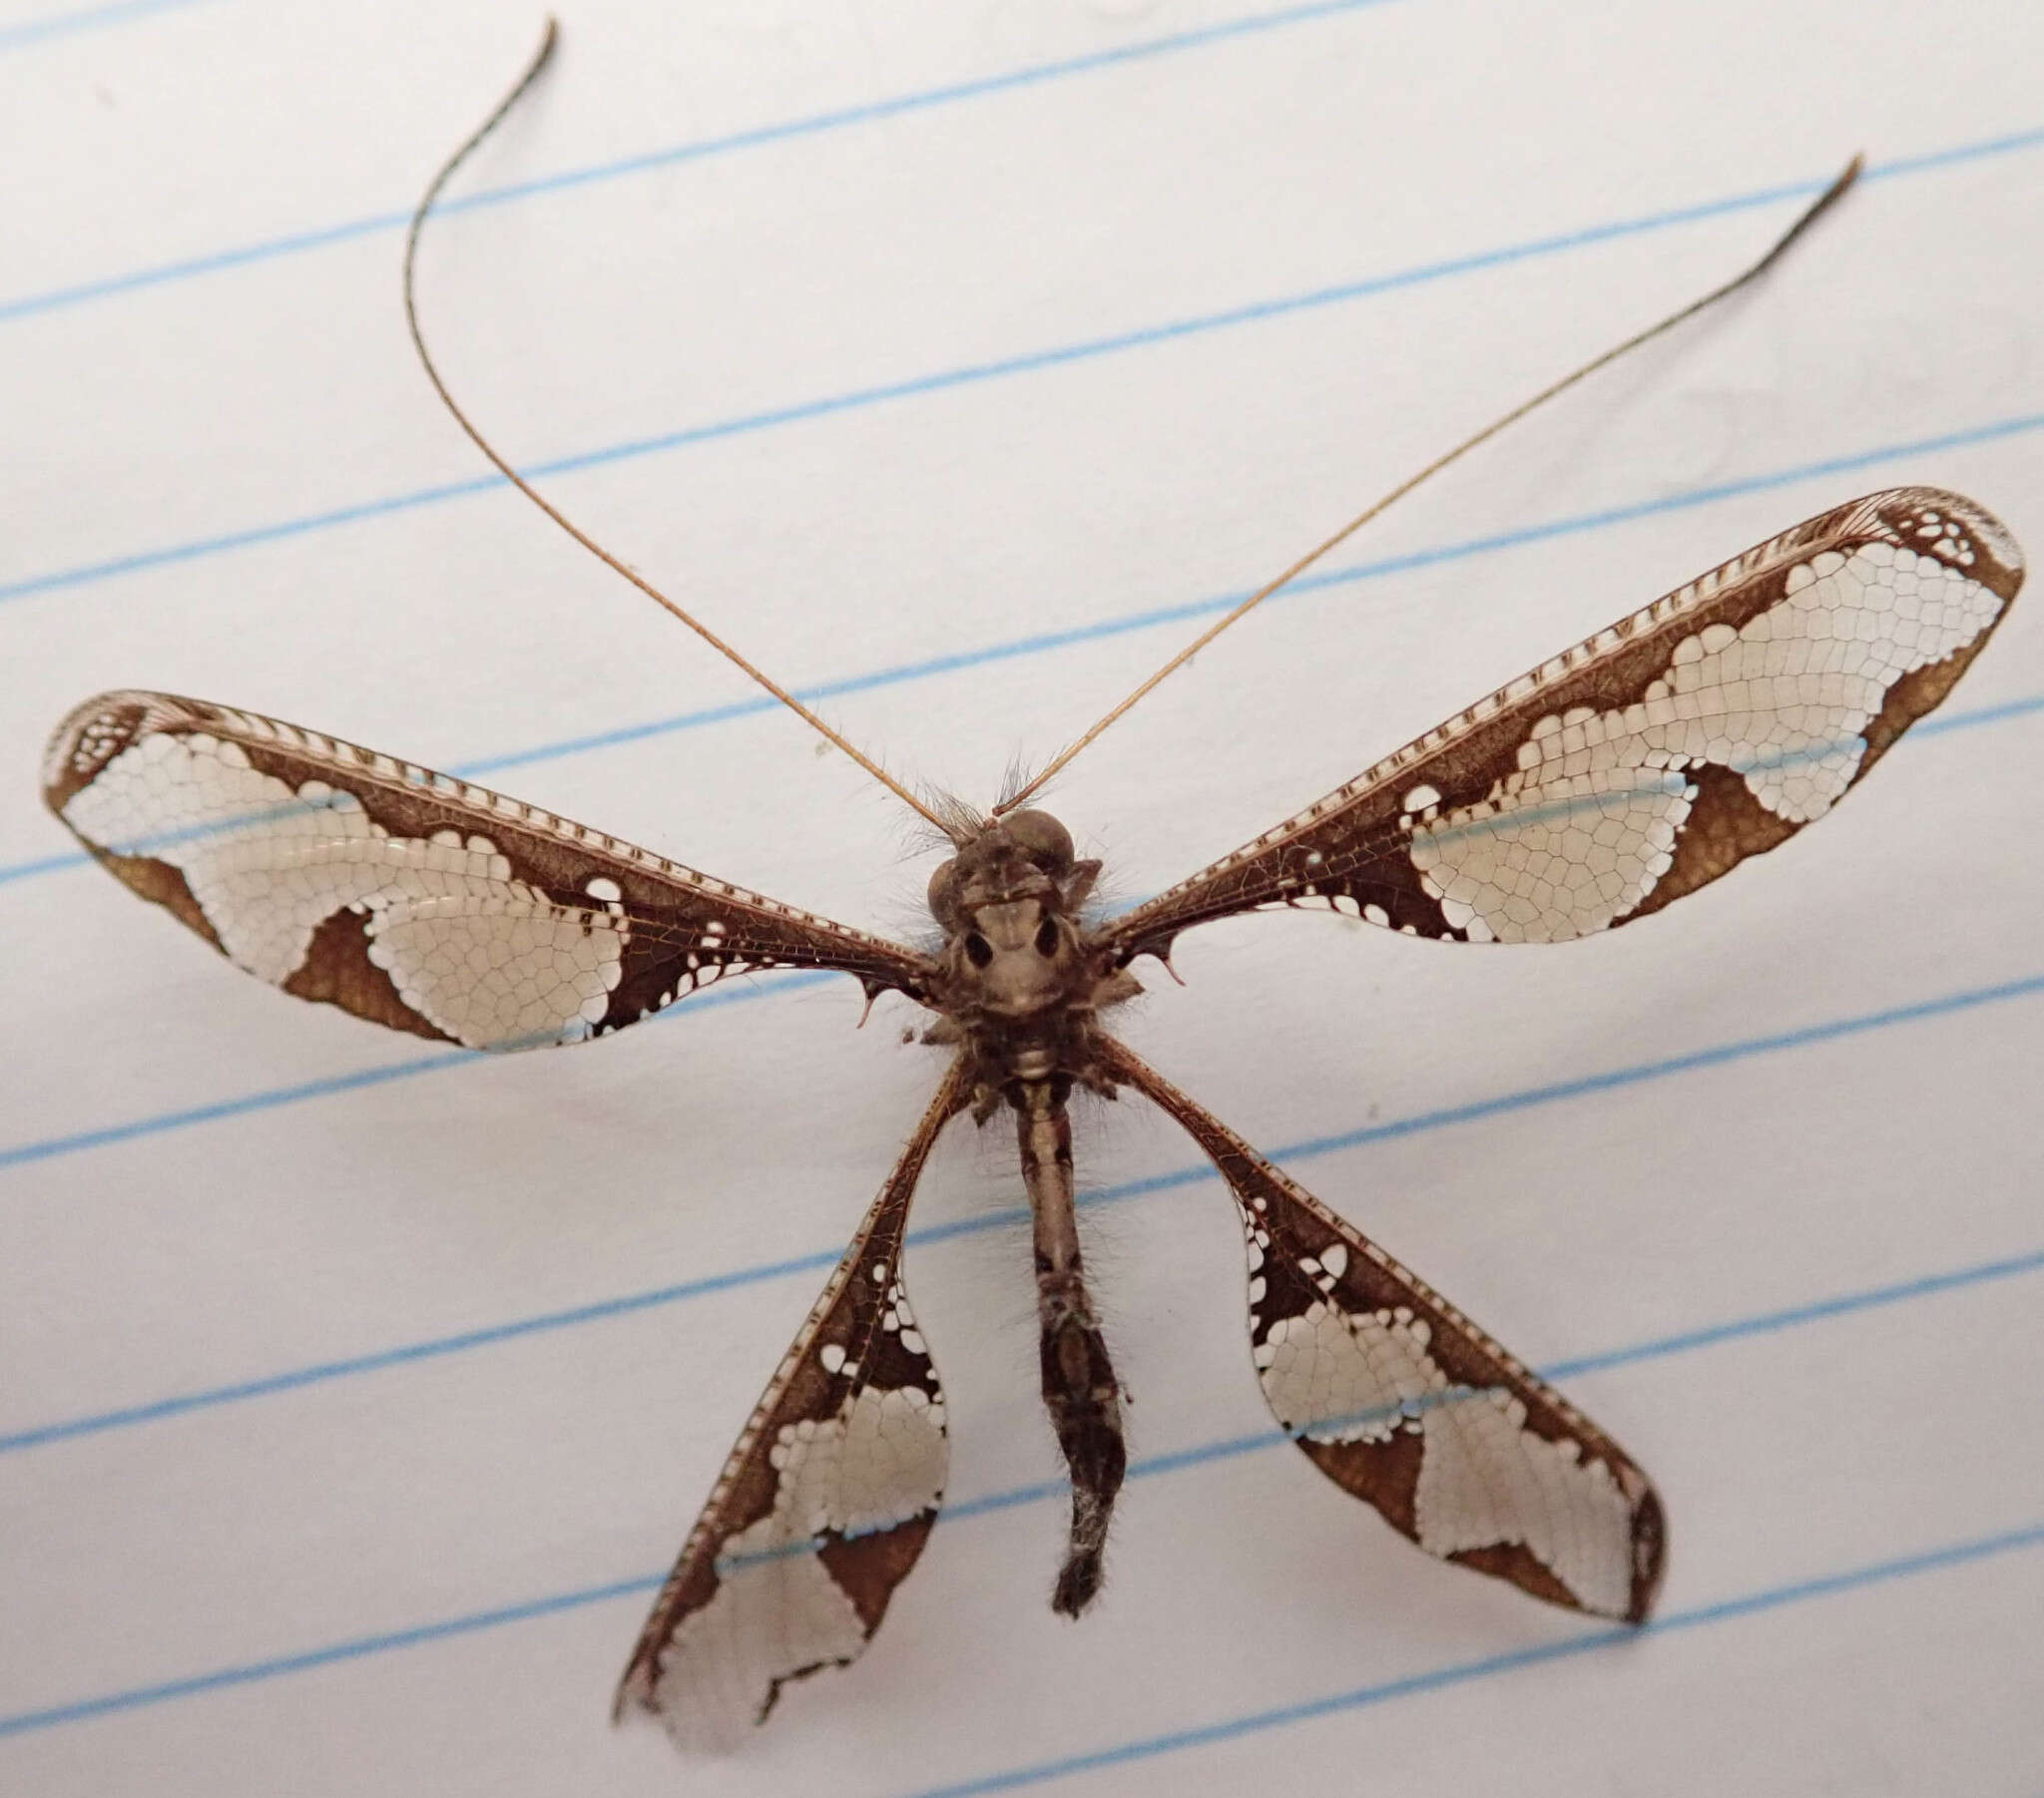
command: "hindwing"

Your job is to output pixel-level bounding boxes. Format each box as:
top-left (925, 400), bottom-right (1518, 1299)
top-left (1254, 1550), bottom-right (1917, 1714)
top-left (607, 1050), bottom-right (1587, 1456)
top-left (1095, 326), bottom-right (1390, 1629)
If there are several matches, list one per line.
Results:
top-left (1103, 1039), bottom-right (1664, 1622)
top-left (615, 1063), bottom-right (968, 1749)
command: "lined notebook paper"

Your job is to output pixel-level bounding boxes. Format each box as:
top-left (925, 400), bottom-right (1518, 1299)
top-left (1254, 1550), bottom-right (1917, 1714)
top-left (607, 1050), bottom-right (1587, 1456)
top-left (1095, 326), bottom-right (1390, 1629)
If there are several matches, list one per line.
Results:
top-left (4, 1), bottom-right (2040, 1792)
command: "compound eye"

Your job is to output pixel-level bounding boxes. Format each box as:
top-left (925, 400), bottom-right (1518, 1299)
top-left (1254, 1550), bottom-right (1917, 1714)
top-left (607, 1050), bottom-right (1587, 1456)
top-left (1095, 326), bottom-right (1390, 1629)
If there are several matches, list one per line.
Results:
top-left (964, 931), bottom-right (994, 969)
top-left (927, 859), bottom-right (963, 927)
top-left (1002, 809), bottom-right (1074, 874)
top-left (1034, 916), bottom-right (1060, 957)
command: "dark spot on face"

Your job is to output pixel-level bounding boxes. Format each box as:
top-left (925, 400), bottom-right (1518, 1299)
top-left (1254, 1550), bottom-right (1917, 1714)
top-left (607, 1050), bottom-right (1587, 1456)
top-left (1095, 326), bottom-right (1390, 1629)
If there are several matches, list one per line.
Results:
top-left (1034, 916), bottom-right (1060, 957)
top-left (964, 932), bottom-right (993, 969)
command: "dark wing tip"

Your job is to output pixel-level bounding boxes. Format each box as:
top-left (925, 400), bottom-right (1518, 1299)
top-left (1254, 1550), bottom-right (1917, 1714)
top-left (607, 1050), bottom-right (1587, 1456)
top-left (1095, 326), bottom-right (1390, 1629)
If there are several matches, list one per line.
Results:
top-left (41, 690), bottom-right (190, 814)
top-left (1627, 1481), bottom-right (1670, 1625)
top-left (610, 1651), bottom-right (658, 1725)
top-left (1865, 488), bottom-right (2026, 603)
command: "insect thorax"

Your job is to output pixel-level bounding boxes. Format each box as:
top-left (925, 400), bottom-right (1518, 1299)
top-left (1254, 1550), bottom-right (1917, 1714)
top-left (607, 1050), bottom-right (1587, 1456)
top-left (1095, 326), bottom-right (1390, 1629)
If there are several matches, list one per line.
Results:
top-left (922, 808), bottom-right (1138, 1097)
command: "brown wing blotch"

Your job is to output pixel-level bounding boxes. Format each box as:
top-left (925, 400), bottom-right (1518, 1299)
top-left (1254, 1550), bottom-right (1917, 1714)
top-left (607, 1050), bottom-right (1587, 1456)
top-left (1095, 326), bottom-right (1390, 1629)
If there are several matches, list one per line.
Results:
top-left (614, 1062), bottom-right (969, 1751)
top-left (44, 691), bottom-right (934, 1050)
top-left (1100, 489), bottom-right (2021, 965)
top-left (1101, 1037), bottom-right (1664, 1623)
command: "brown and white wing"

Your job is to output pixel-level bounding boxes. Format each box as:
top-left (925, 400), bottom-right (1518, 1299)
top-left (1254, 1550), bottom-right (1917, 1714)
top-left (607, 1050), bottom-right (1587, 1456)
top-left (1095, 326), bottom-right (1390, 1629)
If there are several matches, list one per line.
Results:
top-left (615, 1061), bottom-right (969, 1751)
top-left (1101, 1038), bottom-right (1664, 1623)
top-left (1101, 489), bottom-right (2022, 966)
top-left (43, 691), bottom-right (934, 1050)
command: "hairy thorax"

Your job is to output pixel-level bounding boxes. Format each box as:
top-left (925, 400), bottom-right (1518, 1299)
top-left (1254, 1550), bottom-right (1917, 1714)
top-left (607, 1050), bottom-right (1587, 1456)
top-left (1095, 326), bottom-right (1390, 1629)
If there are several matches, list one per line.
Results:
top-left (920, 809), bottom-right (1140, 1114)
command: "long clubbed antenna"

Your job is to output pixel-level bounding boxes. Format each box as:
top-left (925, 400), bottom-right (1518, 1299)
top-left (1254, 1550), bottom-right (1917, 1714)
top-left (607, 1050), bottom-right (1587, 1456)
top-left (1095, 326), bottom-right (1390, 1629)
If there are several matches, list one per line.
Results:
top-left (403, 18), bottom-right (961, 837)
top-left (994, 154), bottom-right (1866, 816)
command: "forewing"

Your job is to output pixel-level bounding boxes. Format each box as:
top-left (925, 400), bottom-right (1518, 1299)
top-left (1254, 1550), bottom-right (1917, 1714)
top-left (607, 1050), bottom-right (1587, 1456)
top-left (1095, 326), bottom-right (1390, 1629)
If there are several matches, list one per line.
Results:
top-left (44, 691), bottom-right (934, 1049)
top-left (1102, 489), bottom-right (2022, 964)
top-left (615, 1061), bottom-right (968, 1751)
top-left (1102, 1038), bottom-right (1664, 1623)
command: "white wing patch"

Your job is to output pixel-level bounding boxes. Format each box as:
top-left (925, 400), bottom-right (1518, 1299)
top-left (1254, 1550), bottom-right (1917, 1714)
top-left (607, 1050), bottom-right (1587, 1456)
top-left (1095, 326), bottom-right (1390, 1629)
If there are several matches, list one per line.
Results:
top-left (1254, 1272), bottom-right (1635, 1617)
top-left (1257, 1294), bottom-right (1444, 1447)
top-left (61, 729), bottom-right (625, 1049)
top-left (1100, 1037), bottom-right (1665, 1624)
top-left (658, 1551), bottom-right (865, 1757)
top-left (636, 1255), bottom-right (952, 1753)
top-left (1409, 541), bottom-right (2006, 942)
top-left (1411, 1385), bottom-right (1635, 1619)
top-left (653, 1376), bottom-right (947, 1753)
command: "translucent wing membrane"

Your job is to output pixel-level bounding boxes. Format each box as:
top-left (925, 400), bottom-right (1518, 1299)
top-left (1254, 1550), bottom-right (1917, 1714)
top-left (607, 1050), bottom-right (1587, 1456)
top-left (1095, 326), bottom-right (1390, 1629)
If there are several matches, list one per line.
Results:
top-left (1102, 489), bottom-right (2022, 967)
top-left (1102, 1038), bottom-right (1665, 1622)
top-left (615, 1062), bottom-right (969, 1751)
top-left (43, 692), bottom-right (934, 1049)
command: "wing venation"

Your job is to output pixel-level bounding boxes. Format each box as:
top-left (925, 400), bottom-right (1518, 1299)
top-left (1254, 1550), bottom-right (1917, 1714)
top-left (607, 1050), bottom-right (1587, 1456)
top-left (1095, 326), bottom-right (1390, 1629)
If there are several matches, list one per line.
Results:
top-left (1099, 489), bottom-right (2022, 965)
top-left (43, 691), bottom-right (934, 1049)
top-left (615, 1061), bottom-right (969, 1750)
top-left (1101, 1037), bottom-right (1665, 1623)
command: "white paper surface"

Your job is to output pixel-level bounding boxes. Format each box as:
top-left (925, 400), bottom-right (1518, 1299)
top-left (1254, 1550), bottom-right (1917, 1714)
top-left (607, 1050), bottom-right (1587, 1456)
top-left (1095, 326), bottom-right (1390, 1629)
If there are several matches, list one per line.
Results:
top-left (3, 1), bottom-right (2041, 1792)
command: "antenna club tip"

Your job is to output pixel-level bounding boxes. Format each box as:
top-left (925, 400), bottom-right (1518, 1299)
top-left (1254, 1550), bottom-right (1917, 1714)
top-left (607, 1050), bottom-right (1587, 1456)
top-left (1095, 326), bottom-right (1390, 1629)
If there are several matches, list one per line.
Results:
top-left (527, 17), bottom-right (562, 82)
top-left (1826, 152), bottom-right (1865, 200)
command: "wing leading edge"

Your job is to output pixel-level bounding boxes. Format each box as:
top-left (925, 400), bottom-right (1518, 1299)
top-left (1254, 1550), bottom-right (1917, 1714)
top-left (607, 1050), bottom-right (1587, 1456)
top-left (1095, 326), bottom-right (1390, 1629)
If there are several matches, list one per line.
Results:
top-left (615, 1060), bottom-right (970, 1750)
top-left (1101, 489), bottom-right (2022, 967)
top-left (1102, 1036), bottom-right (1664, 1623)
top-left (45, 690), bottom-right (934, 1051)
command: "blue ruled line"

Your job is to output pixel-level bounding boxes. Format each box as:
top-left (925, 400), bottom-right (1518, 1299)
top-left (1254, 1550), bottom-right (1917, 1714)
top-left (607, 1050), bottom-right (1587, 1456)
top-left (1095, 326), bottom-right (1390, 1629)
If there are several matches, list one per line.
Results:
top-left (410, 407), bottom-right (2044, 782)
top-left (0, 849), bottom-right (88, 887)
top-left (1540, 1247), bottom-right (2044, 1383)
top-left (1, 1489), bottom-right (2035, 1743)
top-left (15, 537), bottom-right (2030, 881)
top-left (0, 0), bottom-right (215, 52)
top-left (4, 972), bottom-right (2038, 1453)
top-left (889, 1524), bottom-right (2044, 1798)
top-left (6, 126), bottom-right (2041, 610)
top-left (1089, 1249), bottom-right (2044, 1494)
top-left (6, 404), bottom-right (2041, 893)
top-left (627, 1224), bottom-right (2044, 1577)
top-left (0, 969), bottom-right (836, 1173)
top-left (0, 1573), bottom-right (666, 1740)
top-left (938, 1241), bottom-right (2044, 1503)
top-left (4, 7), bottom-right (2038, 1769)
top-left (1913, 689), bottom-right (2044, 736)
top-left (0, 0), bottom-right (1398, 320)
